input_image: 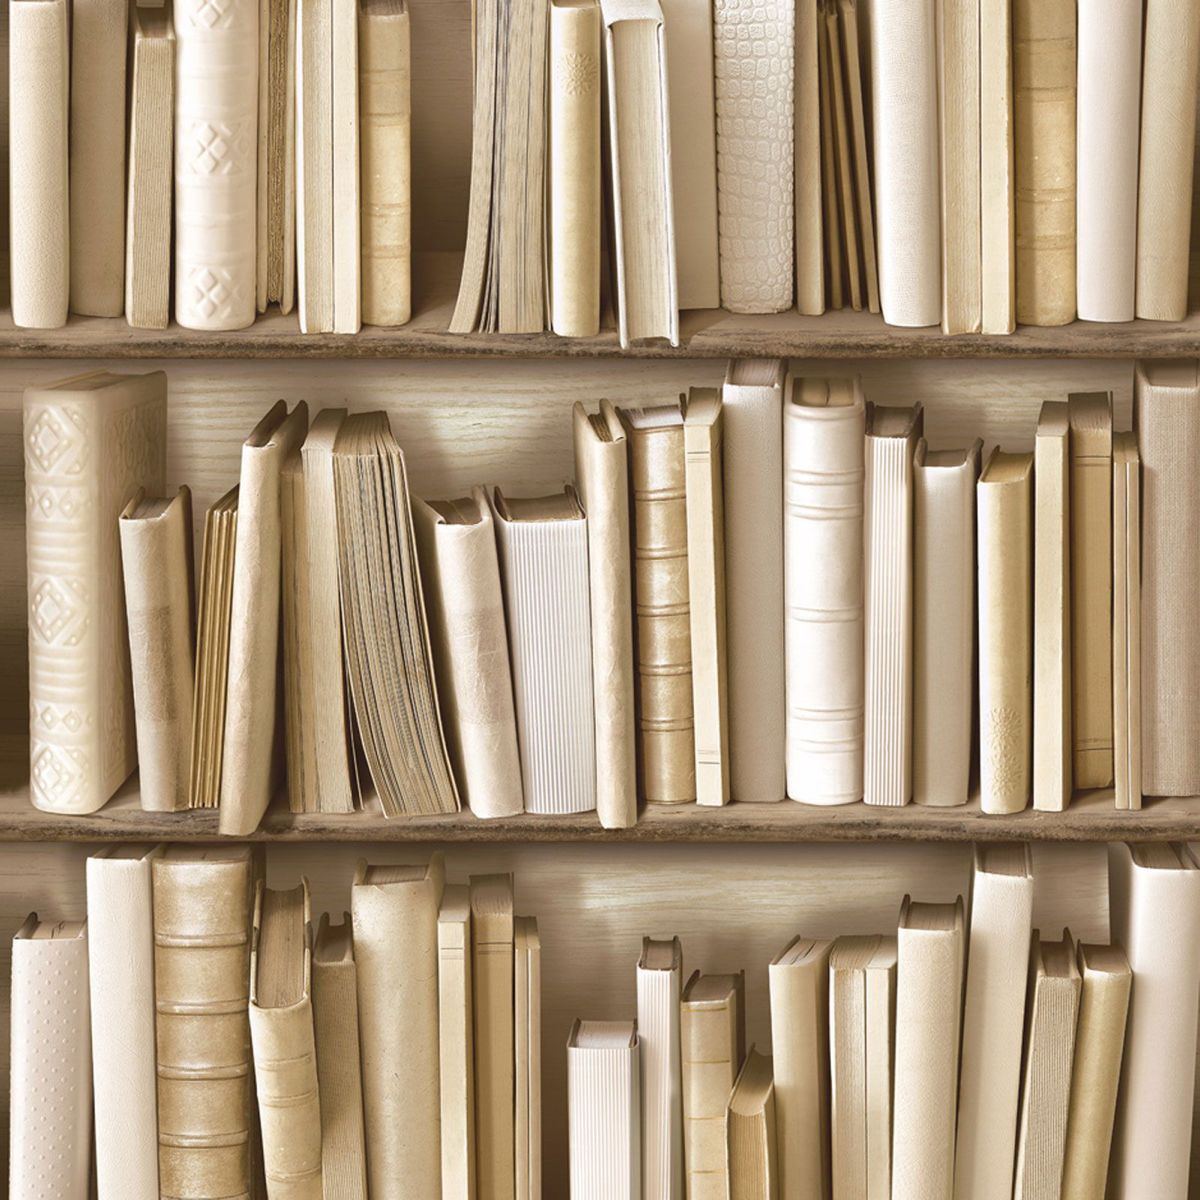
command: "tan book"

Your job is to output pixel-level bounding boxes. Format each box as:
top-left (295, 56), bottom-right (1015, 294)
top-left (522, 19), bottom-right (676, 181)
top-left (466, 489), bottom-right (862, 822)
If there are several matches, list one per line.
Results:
top-left (1013, 0), bottom-right (1075, 326)
top-left (795, 0), bottom-right (824, 314)
top-left (256, 0), bottom-right (297, 315)
top-left (637, 937), bottom-right (684, 1200)
top-left (838, 0), bottom-right (879, 313)
top-left (1068, 392), bottom-right (1113, 789)
top-left (332, 0), bottom-right (360, 334)
top-left (515, 917), bottom-right (541, 1200)
top-left (863, 940), bottom-right (895, 1200)
top-left (568, 1021), bottom-right (640, 1200)
top-left (1112, 433), bottom-right (1141, 810)
top-left (979, 0), bottom-right (1014, 332)
top-left (296, 0), bottom-right (334, 332)
top-left (727, 1047), bottom-right (778, 1200)
top-left (438, 886), bottom-right (476, 1200)
top-left (818, 14), bottom-right (844, 312)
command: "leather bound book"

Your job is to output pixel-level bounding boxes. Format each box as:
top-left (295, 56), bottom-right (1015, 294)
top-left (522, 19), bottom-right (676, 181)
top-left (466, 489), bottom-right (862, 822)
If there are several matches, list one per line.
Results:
top-left (153, 845), bottom-right (258, 1200)
top-left (1112, 434), bottom-right (1141, 811)
top-left (24, 370), bottom-right (167, 814)
top-left (9, 916), bottom-right (92, 1200)
top-left (568, 1021), bottom-right (641, 1200)
top-left (726, 1048), bottom-right (778, 1200)
top-left (795, 0), bottom-right (823, 314)
top-left (254, 0), bottom-right (296, 315)
top-left (784, 376), bottom-right (865, 806)
top-left (438, 887), bottom-right (476, 1200)
top-left (637, 938), bottom-right (684, 1200)
top-left (515, 917), bottom-right (541, 1200)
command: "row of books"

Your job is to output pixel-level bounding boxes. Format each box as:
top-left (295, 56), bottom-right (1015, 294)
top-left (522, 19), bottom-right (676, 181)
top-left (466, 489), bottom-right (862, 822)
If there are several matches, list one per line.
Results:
top-left (8, 847), bottom-right (538, 1200)
top-left (567, 843), bottom-right (1200, 1200)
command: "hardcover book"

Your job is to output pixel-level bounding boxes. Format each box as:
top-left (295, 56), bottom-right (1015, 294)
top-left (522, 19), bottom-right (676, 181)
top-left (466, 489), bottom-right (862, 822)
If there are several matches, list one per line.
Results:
top-left (637, 937), bottom-right (684, 1200)
top-left (568, 1021), bottom-right (641, 1200)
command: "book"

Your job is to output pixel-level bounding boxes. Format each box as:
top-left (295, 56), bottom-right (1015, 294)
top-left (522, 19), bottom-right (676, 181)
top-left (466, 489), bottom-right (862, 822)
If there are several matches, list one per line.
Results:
top-left (1135, 360), bottom-right (1200, 795)
top-left (684, 389), bottom-right (730, 805)
top-left (863, 402), bottom-right (923, 806)
top-left (255, 0), bottom-right (297, 315)
top-left (1033, 402), bottom-right (1072, 811)
top-left (568, 1020), bottom-right (641, 1200)
top-left (1107, 843), bottom-right (1200, 1200)
top-left (24, 370), bottom-right (167, 814)
top-left (549, 0), bottom-right (602, 336)
top-left (912, 440), bottom-right (980, 807)
top-left (1068, 392), bottom-right (1113, 789)
top-left (119, 488), bottom-right (195, 813)
top-left (823, 1), bottom-right (862, 311)
top-left (1075, 0), bottom-right (1141, 322)
top-left (892, 897), bottom-right (964, 1200)
top-left (1060, 943), bottom-right (1132, 1200)
top-left (599, 0), bottom-right (678, 346)
top-left (622, 402), bottom-right (697, 804)
top-left (1135, 0), bottom-right (1200, 321)
top-left (174, 0), bottom-right (257, 330)
top-left (250, 880), bottom-right (322, 1200)
top-left (727, 1048), bottom-right (778, 1200)
top-left (978, 449), bottom-right (1034, 814)
top-left (714, 0), bottom-right (794, 313)
top-left (515, 916), bottom-right (542, 1200)
top-left (9, 916), bottom-right (92, 1200)
top-left (769, 936), bottom-right (831, 1200)
top-left (153, 845), bottom-right (258, 1200)
top-left (795, 0), bottom-right (824, 314)
top-left (723, 360), bottom-right (786, 802)
top-left (637, 937), bottom-right (684, 1200)
top-left (573, 401), bottom-right (637, 827)
top-left (296, 0), bottom-right (333, 332)
top-left (1112, 433), bottom-right (1141, 811)
top-left (818, 10), bottom-right (844, 311)
top-left (438, 886), bottom-right (476, 1200)
top-left (1013, 0), bottom-right (1075, 326)
top-left (954, 845), bottom-right (1033, 1200)
top-left (359, 0), bottom-right (411, 326)
top-left (331, 0), bottom-right (359, 333)
top-left (414, 489), bottom-right (524, 819)
top-left (784, 376), bottom-right (865, 806)
top-left (493, 486), bottom-right (596, 814)
top-left (979, 0), bottom-right (1014, 333)
top-left (87, 847), bottom-right (160, 1200)
top-left (312, 914), bottom-right (369, 1200)
top-left (352, 856), bottom-right (445, 1200)
top-left (125, 7), bottom-right (175, 330)
top-left (9, 0), bottom-right (68, 329)
top-left (681, 971), bottom-right (745, 1200)
top-left (333, 412), bottom-right (460, 816)
top-left (1013, 931), bottom-right (1082, 1200)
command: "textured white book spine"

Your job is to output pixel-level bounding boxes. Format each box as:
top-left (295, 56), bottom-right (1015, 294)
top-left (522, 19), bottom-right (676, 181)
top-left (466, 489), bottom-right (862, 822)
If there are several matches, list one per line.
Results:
top-left (637, 958), bottom-right (683, 1200)
top-left (173, 0), bottom-right (258, 330)
top-left (568, 1028), bottom-right (641, 1200)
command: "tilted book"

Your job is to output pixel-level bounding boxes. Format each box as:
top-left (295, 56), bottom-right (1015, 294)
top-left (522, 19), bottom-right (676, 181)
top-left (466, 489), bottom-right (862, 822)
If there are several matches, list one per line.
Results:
top-left (637, 937), bottom-right (684, 1200)
top-left (515, 916), bottom-right (542, 1200)
top-left (1112, 433), bottom-right (1141, 811)
top-left (438, 887), bottom-right (476, 1200)
top-left (255, 0), bottom-right (297, 315)
top-left (568, 1021), bottom-right (641, 1200)
top-left (727, 1047), bottom-right (778, 1200)
top-left (794, 0), bottom-right (823, 314)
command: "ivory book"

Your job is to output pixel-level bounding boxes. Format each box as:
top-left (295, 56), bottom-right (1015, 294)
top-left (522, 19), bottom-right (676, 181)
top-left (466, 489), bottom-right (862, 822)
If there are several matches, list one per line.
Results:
top-left (839, 0), bottom-right (880, 314)
top-left (515, 917), bottom-right (542, 1200)
top-left (1112, 433), bottom-right (1141, 811)
top-left (637, 937), bottom-right (684, 1200)
top-left (255, 0), bottom-right (297, 315)
top-left (979, 0), bottom-right (1014, 333)
top-left (332, 0), bottom-right (359, 332)
top-left (438, 887), bottom-right (476, 1200)
top-left (727, 1048), bottom-right (778, 1200)
top-left (24, 370), bottom-right (167, 814)
top-left (297, 0), bottom-right (334, 332)
top-left (795, 0), bottom-right (823, 314)
top-left (784, 376), bottom-right (865, 806)
top-left (568, 1021), bottom-right (641, 1200)
top-left (493, 487), bottom-right (596, 814)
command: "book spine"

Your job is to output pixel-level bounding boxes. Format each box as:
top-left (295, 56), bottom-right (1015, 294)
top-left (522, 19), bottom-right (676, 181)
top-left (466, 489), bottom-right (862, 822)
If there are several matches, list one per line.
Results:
top-left (438, 901), bottom-right (476, 1200)
top-left (681, 998), bottom-right (738, 1200)
top-left (296, 0), bottom-right (333, 332)
top-left (281, 452), bottom-right (313, 813)
top-left (794, 0), bottom-right (823, 315)
top-left (1112, 441), bottom-right (1141, 811)
top-left (568, 1042), bottom-right (641, 1200)
top-left (979, 0), bottom-right (1014, 333)
top-left (830, 966), bottom-right (867, 1198)
top-left (514, 917), bottom-right (542, 1200)
top-left (472, 902), bottom-right (515, 1200)
top-left (637, 963), bottom-right (684, 1200)
top-left (864, 961), bottom-right (894, 1200)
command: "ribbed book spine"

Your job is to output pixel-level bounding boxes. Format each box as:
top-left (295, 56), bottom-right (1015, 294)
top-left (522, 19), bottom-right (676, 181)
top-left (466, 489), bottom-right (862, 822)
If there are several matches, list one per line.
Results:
top-left (568, 1024), bottom-right (641, 1200)
top-left (637, 944), bottom-right (683, 1200)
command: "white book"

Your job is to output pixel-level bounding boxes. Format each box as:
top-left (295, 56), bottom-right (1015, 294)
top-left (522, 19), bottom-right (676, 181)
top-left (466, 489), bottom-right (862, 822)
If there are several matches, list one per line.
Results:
top-left (637, 937), bottom-right (683, 1200)
top-left (569, 1020), bottom-right (641, 1200)
top-left (438, 885), bottom-right (476, 1200)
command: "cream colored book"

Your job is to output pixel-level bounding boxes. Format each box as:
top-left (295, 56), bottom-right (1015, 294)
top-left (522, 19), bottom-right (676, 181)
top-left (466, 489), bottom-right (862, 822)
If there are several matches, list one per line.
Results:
top-left (296, 0), bottom-right (333, 332)
top-left (838, 0), bottom-right (879, 312)
top-left (568, 1021), bottom-right (641, 1200)
top-left (1112, 433), bottom-right (1141, 811)
top-left (438, 886), bottom-right (476, 1200)
top-left (824, 3), bottom-right (862, 311)
top-left (978, 449), bottom-right (1033, 814)
top-left (795, 0), bottom-right (823, 314)
top-left (727, 1048), bottom-right (778, 1200)
top-left (332, 0), bottom-right (360, 332)
top-left (912, 440), bottom-right (979, 807)
top-left (515, 917), bottom-right (541, 1200)
top-left (256, 0), bottom-right (297, 315)
top-left (863, 938), bottom-right (895, 1200)
top-left (979, 0), bottom-right (1014, 333)
top-left (637, 937), bottom-right (684, 1200)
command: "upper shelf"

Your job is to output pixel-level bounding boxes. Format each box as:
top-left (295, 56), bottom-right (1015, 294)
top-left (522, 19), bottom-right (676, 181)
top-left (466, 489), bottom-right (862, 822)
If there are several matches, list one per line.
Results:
top-left (6, 253), bottom-right (1200, 361)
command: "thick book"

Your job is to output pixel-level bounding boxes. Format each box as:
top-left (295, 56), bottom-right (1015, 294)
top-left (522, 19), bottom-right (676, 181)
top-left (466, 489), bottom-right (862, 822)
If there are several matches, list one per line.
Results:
top-left (119, 488), bottom-right (195, 813)
top-left (515, 916), bottom-right (542, 1200)
top-left (637, 937), bottom-right (684, 1200)
top-left (24, 370), bottom-right (167, 814)
top-left (912, 440), bottom-right (979, 807)
top-left (352, 856), bottom-right (445, 1200)
top-left (414, 489), bottom-right (524, 819)
top-left (795, 0), bottom-right (823, 314)
top-left (87, 847), bottom-right (160, 1200)
top-left (568, 1020), bottom-right (640, 1200)
top-left (979, 0), bottom-right (1014, 333)
top-left (727, 1047), bottom-right (778, 1200)
top-left (784, 376), bottom-right (865, 806)
top-left (296, 0), bottom-right (334, 332)
top-left (493, 487), bottom-right (596, 814)
top-left (1112, 433), bottom-right (1141, 811)
top-left (438, 886), bottom-right (476, 1200)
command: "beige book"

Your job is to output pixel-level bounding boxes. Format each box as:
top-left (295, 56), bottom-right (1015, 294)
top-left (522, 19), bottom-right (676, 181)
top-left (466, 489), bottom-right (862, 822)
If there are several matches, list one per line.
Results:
top-left (550, 0), bottom-right (602, 336)
top-left (125, 6), bottom-right (175, 330)
top-left (312, 915), bottom-right (369, 1200)
top-left (332, 0), bottom-right (360, 333)
top-left (119, 488), bottom-right (195, 813)
top-left (568, 1021), bottom-right (641, 1200)
top-left (637, 937), bottom-right (684, 1200)
top-left (681, 972), bottom-right (745, 1200)
top-left (979, 0), bottom-right (1014, 332)
top-left (414, 489), bottom-right (524, 819)
top-left (1112, 433), bottom-right (1141, 811)
top-left (892, 897), bottom-right (964, 1200)
top-left (256, 0), bottom-right (297, 315)
top-left (727, 1048), bottom-right (778, 1200)
top-left (839, 0), bottom-right (880, 313)
top-left (352, 856), bottom-right (445, 1200)
top-left (1060, 943), bottom-right (1131, 1200)
top-left (1135, 0), bottom-right (1200, 321)
top-left (684, 389), bottom-right (730, 805)
top-left (250, 880), bottom-right (322, 1200)
top-left (864, 940), bottom-right (896, 1200)
top-left (1013, 931), bottom-right (1082, 1200)
top-left (515, 917), bottom-right (542, 1200)
top-left (769, 936), bottom-right (831, 1200)
top-left (823, 5), bottom-right (861, 311)
top-left (359, 0), bottom-right (412, 327)
top-left (795, 0), bottom-right (824, 314)
top-left (817, 10), bottom-right (844, 312)
top-left (297, 0), bottom-right (333, 332)
top-left (573, 401), bottom-right (638, 827)
top-left (978, 449), bottom-right (1033, 814)
top-left (1068, 392), bottom-right (1113, 789)
top-left (1033, 403), bottom-right (1072, 811)
top-left (438, 886), bottom-right (477, 1200)
top-left (912, 440), bottom-right (980, 807)
top-left (1013, 0), bottom-right (1075, 327)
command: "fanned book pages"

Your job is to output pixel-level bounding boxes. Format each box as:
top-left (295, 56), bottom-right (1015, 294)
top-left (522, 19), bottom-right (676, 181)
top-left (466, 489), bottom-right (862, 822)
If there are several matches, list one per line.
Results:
top-left (568, 1021), bottom-right (641, 1200)
top-left (784, 376), bottom-right (865, 806)
top-left (8, 917), bottom-right (92, 1200)
top-left (119, 488), bottom-right (196, 813)
top-left (438, 887), bottom-right (476, 1200)
top-left (332, 412), bottom-right (460, 816)
top-left (637, 937), bottom-right (684, 1200)
top-left (255, 0), bottom-right (297, 315)
top-left (1112, 434), bottom-right (1141, 811)
top-left (713, 0), bottom-right (794, 313)
top-left (296, 0), bottom-right (333, 332)
top-left (413, 489), bottom-right (524, 819)
top-left (727, 1048), bottom-right (778, 1200)
top-left (979, 0), bottom-right (1014, 332)
top-left (515, 916), bottom-right (542, 1200)
top-left (173, 0), bottom-right (257, 330)
top-left (24, 370), bottom-right (167, 814)
top-left (493, 487), bottom-right (596, 814)
top-left (912, 440), bottom-right (979, 807)
top-left (794, 0), bottom-right (823, 313)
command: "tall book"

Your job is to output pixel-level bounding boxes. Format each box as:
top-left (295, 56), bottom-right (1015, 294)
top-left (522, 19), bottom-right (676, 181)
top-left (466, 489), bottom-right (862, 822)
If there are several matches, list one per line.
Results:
top-left (255, 0), bottom-right (296, 316)
top-left (331, 0), bottom-right (359, 332)
top-left (568, 1021), bottom-right (641, 1200)
top-left (296, 0), bottom-right (333, 332)
top-left (795, 0), bottom-right (823, 314)
top-left (863, 403), bottom-right (923, 806)
top-left (515, 916), bottom-right (542, 1200)
top-left (979, 0), bottom-right (1014, 333)
top-left (727, 1048), bottom-right (778, 1200)
top-left (1112, 433), bottom-right (1141, 811)
top-left (24, 371), bottom-right (167, 814)
top-left (912, 440), bottom-right (979, 807)
top-left (637, 937), bottom-right (684, 1200)
top-left (438, 886), bottom-right (476, 1200)
top-left (784, 376), bottom-right (865, 806)
top-left (493, 487), bottom-right (596, 814)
